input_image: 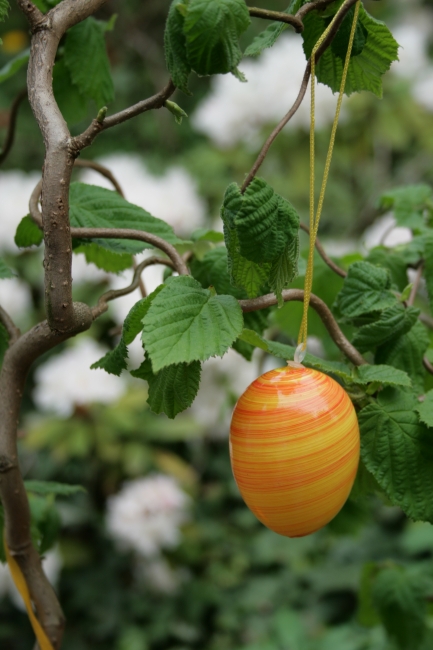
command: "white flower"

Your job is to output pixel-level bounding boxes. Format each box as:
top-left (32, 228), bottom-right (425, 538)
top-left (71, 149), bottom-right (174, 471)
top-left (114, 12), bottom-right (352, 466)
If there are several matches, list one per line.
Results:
top-left (0, 170), bottom-right (41, 252)
top-left (33, 337), bottom-right (128, 417)
top-left (79, 154), bottom-right (206, 237)
top-left (192, 35), bottom-right (341, 148)
top-left (106, 474), bottom-right (190, 557)
top-left (0, 548), bottom-right (62, 611)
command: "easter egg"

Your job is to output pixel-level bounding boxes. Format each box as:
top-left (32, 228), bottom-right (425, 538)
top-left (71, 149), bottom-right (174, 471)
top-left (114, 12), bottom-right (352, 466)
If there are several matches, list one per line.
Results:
top-left (229, 364), bottom-right (360, 537)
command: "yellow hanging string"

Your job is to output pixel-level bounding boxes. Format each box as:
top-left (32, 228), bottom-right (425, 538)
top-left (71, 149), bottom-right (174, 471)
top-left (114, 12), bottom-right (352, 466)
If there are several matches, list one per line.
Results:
top-left (296, 0), bottom-right (361, 361)
top-left (4, 533), bottom-right (55, 650)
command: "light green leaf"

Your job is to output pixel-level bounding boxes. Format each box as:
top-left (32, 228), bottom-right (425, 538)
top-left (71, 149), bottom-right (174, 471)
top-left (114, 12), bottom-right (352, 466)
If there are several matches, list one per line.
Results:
top-left (375, 321), bottom-right (429, 394)
top-left (131, 356), bottom-right (201, 419)
top-left (244, 0), bottom-right (302, 57)
top-left (24, 481), bottom-right (86, 497)
top-left (365, 246), bottom-right (409, 291)
top-left (53, 57), bottom-right (88, 125)
top-left (15, 215), bottom-right (43, 248)
top-left (0, 0), bottom-right (9, 21)
top-left (353, 364), bottom-right (411, 388)
top-left (0, 258), bottom-right (15, 279)
top-left (184, 0), bottom-right (250, 76)
top-left (302, 4), bottom-right (399, 97)
top-left (359, 388), bottom-right (433, 522)
top-left (73, 243), bottom-right (133, 273)
top-left (416, 390), bottom-right (433, 428)
top-left (69, 183), bottom-right (184, 256)
top-left (91, 286), bottom-right (164, 376)
top-left (379, 184), bottom-right (432, 230)
top-left (335, 261), bottom-right (396, 319)
top-left (142, 275), bottom-right (244, 372)
top-left (190, 228), bottom-right (225, 243)
top-left (64, 17), bottom-right (114, 108)
top-left (372, 566), bottom-right (428, 650)
top-left (164, 0), bottom-right (192, 94)
top-left (0, 48), bottom-right (29, 84)
top-left (352, 304), bottom-right (420, 353)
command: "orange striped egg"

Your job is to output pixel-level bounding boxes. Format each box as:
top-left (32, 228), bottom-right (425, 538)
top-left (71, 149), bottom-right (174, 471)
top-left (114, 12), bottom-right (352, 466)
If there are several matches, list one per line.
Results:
top-left (229, 364), bottom-right (360, 537)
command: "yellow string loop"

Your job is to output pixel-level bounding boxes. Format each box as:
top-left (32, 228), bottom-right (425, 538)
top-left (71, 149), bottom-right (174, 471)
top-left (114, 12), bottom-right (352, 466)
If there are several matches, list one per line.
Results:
top-left (297, 1), bottom-right (361, 358)
top-left (4, 533), bottom-right (55, 650)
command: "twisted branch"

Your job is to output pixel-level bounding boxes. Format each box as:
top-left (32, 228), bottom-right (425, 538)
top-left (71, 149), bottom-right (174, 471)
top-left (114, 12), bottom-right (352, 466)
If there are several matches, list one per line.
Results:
top-left (73, 159), bottom-right (125, 197)
top-left (242, 0), bottom-right (359, 192)
top-left (0, 89), bottom-right (27, 165)
top-left (248, 7), bottom-right (304, 32)
top-left (239, 289), bottom-right (367, 366)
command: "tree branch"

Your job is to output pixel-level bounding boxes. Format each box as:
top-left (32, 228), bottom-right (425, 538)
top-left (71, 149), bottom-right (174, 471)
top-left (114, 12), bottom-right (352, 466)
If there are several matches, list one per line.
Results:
top-left (29, 179), bottom-right (189, 276)
top-left (299, 223), bottom-right (347, 278)
top-left (0, 303), bottom-right (93, 649)
top-left (296, 0), bottom-right (342, 21)
top-left (92, 256), bottom-right (175, 318)
top-left (72, 79), bottom-right (176, 152)
top-left (0, 89), bottom-right (27, 166)
top-left (239, 289), bottom-right (367, 366)
top-left (0, 306), bottom-right (21, 344)
top-left (15, 0), bottom-right (44, 27)
top-left (242, 0), bottom-right (359, 192)
top-left (248, 6), bottom-right (303, 32)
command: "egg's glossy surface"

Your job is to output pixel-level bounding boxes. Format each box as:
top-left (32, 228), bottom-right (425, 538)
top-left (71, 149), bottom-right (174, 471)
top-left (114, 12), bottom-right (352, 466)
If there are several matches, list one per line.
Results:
top-left (229, 365), bottom-right (360, 537)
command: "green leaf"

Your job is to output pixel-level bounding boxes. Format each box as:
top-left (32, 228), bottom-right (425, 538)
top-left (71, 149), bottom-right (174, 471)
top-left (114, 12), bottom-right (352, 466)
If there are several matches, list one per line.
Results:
top-left (238, 329), bottom-right (353, 383)
top-left (164, 99), bottom-right (188, 125)
top-left (353, 364), bottom-right (411, 388)
top-left (416, 390), bottom-right (433, 428)
top-left (131, 356), bottom-right (201, 419)
top-left (375, 321), bottom-right (429, 394)
top-left (244, 0), bottom-right (302, 57)
top-left (53, 57), bottom-right (88, 125)
top-left (69, 183), bottom-right (184, 256)
top-left (0, 258), bottom-right (15, 279)
top-left (302, 4), bottom-right (399, 97)
top-left (330, 5), bottom-right (368, 60)
top-left (352, 304), bottom-right (420, 353)
top-left (268, 238), bottom-right (299, 308)
top-left (0, 0), bottom-right (9, 22)
top-left (142, 275), bottom-right (244, 372)
top-left (379, 184), bottom-right (432, 230)
top-left (365, 246), bottom-right (409, 292)
top-left (190, 246), bottom-right (244, 298)
top-left (15, 215), bottom-right (43, 248)
top-left (24, 480), bottom-right (86, 497)
top-left (164, 0), bottom-right (192, 94)
top-left (73, 243), bottom-right (133, 273)
top-left (64, 17), bottom-right (114, 108)
top-left (91, 286), bottom-right (164, 376)
top-left (359, 388), bottom-right (433, 522)
top-left (0, 48), bottom-right (29, 84)
top-left (183, 0), bottom-right (250, 76)
top-left (191, 228), bottom-right (225, 243)
top-left (372, 566), bottom-right (428, 650)
top-left (335, 261), bottom-right (396, 319)
top-left (423, 233), bottom-right (433, 311)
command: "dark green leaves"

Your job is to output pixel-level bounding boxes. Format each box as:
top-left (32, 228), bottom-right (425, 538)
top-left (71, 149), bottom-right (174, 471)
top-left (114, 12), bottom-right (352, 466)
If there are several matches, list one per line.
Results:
top-left (15, 215), bottom-right (43, 248)
top-left (142, 276), bottom-right (244, 372)
top-left (416, 391), bottom-right (433, 428)
top-left (335, 261), bottom-right (396, 319)
top-left (302, 4), bottom-right (399, 97)
top-left (372, 566), bottom-right (429, 650)
top-left (379, 184), bottom-right (432, 230)
top-left (0, 0), bottom-right (9, 23)
top-left (359, 388), bottom-right (433, 522)
top-left (131, 357), bottom-right (201, 419)
top-left (164, 0), bottom-right (250, 88)
top-left (69, 183), bottom-right (183, 262)
top-left (352, 304), bottom-right (420, 353)
top-left (0, 257), bottom-right (15, 279)
top-left (165, 0), bottom-right (192, 94)
top-left (330, 5), bottom-right (368, 60)
top-left (353, 364), bottom-right (411, 389)
top-left (221, 179), bottom-right (300, 304)
top-left (64, 17), bottom-right (115, 108)
top-left (184, 0), bottom-right (250, 76)
top-left (25, 481), bottom-right (86, 497)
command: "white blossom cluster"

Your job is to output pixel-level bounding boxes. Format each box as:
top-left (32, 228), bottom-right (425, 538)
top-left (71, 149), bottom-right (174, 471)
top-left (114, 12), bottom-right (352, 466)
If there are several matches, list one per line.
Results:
top-left (33, 337), bottom-right (128, 417)
top-left (0, 548), bottom-right (62, 610)
top-left (106, 474), bottom-right (190, 558)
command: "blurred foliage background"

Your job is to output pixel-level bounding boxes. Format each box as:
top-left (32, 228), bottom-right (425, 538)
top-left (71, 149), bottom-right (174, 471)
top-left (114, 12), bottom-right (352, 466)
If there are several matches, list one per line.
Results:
top-left (1, 0), bottom-right (433, 648)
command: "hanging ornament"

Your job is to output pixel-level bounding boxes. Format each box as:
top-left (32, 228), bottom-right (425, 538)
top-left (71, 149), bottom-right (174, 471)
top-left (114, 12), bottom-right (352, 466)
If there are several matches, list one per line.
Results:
top-left (229, 362), bottom-right (360, 537)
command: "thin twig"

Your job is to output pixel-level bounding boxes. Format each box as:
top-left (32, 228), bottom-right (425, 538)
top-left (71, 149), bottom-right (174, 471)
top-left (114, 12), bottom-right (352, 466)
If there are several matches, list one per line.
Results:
top-left (73, 158), bottom-right (125, 197)
top-left (239, 288), bottom-right (367, 366)
top-left (29, 180), bottom-right (188, 276)
top-left (15, 0), bottom-right (44, 26)
top-left (241, 0), bottom-right (359, 192)
top-left (92, 256), bottom-right (174, 318)
top-left (0, 305), bottom-right (21, 343)
top-left (72, 79), bottom-right (176, 152)
top-left (248, 7), bottom-right (303, 32)
top-left (0, 89), bottom-right (27, 165)
top-left (299, 223), bottom-right (347, 278)
top-left (407, 262), bottom-right (424, 307)
top-left (296, 0), bottom-right (342, 20)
